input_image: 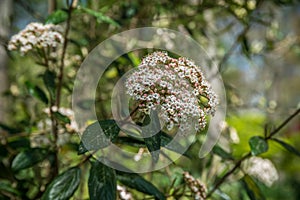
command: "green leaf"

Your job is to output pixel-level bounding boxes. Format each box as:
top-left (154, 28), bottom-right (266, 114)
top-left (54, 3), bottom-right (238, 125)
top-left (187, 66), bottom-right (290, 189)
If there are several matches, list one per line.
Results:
top-left (43, 70), bottom-right (56, 100)
top-left (53, 111), bottom-right (71, 124)
top-left (0, 180), bottom-right (20, 196)
top-left (88, 161), bottom-right (117, 200)
top-left (78, 7), bottom-right (120, 27)
top-left (127, 52), bottom-right (140, 67)
top-left (117, 171), bottom-right (165, 200)
top-left (42, 167), bottom-right (81, 200)
top-left (212, 145), bottom-right (233, 160)
top-left (160, 131), bottom-right (191, 158)
top-left (77, 141), bottom-right (88, 155)
top-left (113, 136), bottom-right (145, 147)
top-left (11, 148), bottom-right (48, 171)
top-left (241, 36), bottom-right (251, 58)
top-left (241, 175), bottom-right (266, 200)
top-left (249, 136), bottom-right (268, 156)
top-left (272, 138), bottom-right (300, 157)
top-left (76, 99), bottom-right (94, 110)
top-left (8, 138), bottom-right (30, 150)
top-left (79, 120), bottom-right (120, 153)
top-left (142, 114), bottom-right (161, 163)
top-left (0, 123), bottom-right (21, 134)
top-left (46, 9), bottom-right (68, 24)
top-left (25, 81), bottom-right (48, 104)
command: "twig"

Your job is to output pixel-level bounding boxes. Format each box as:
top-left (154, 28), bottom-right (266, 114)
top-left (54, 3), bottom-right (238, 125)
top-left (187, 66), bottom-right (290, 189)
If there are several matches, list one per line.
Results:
top-left (49, 0), bottom-right (75, 179)
top-left (266, 107), bottom-right (300, 139)
top-left (55, 0), bottom-right (74, 107)
top-left (207, 107), bottom-right (300, 198)
top-left (206, 153), bottom-right (250, 198)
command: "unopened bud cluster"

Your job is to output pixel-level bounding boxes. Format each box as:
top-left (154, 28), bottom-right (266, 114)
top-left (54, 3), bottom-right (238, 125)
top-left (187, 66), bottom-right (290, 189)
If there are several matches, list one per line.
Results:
top-left (8, 22), bottom-right (64, 55)
top-left (125, 51), bottom-right (218, 132)
top-left (183, 172), bottom-right (207, 200)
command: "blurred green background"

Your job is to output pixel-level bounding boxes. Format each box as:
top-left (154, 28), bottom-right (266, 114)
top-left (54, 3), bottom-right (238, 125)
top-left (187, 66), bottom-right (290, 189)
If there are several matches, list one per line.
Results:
top-left (0, 0), bottom-right (300, 199)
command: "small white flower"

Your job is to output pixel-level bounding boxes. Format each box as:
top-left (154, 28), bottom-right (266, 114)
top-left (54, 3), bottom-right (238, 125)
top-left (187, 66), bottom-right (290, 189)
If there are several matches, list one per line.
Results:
top-left (8, 22), bottom-right (64, 55)
top-left (243, 157), bottom-right (279, 187)
top-left (125, 51), bottom-right (218, 133)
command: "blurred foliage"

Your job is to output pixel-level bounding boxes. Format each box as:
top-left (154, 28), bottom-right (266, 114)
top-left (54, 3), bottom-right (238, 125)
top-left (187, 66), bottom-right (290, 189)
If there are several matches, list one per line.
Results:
top-left (0, 0), bottom-right (300, 199)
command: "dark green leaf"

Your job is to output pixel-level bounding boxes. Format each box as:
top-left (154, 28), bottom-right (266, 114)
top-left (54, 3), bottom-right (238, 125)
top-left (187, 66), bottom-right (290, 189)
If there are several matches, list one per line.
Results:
top-left (242, 36), bottom-right (250, 58)
top-left (160, 131), bottom-right (191, 158)
top-left (113, 136), bottom-right (145, 147)
top-left (79, 120), bottom-right (120, 153)
top-left (0, 123), bottom-right (21, 134)
top-left (25, 81), bottom-right (48, 104)
top-left (117, 171), bottom-right (165, 200)
top-left (53, 111), bottom-right (71, 124)
top-left (249, 136), bottom-right (268, 156)
top-left (212, 145), bottom-right (233, 160)
top-left (142, 114), bottom-right (161, 163)
top-left (76, 99), bottom-right (94, 110)
top-left (8, 138), bottom-right (30, 150)
top-left (11, 148), bottom-right (48, 171)
top-left (88, 161), bottom-right (116, 200)
top-left (0, 180), bottom-right (20, 196)
top-left (42, 167), bottom-right (81, 200)
top-left (77, 141), bottom-right (88, 155)
top-left (78, 7), bottom-right (120, 27)
top-left (241, 175), bottom-right (266, 200)
top-left (46, 9), bottom-right (68, 24)
top-left (272, 138), bottom-right (300, 157)
top-left (43, 70), bottom-right (56, 100)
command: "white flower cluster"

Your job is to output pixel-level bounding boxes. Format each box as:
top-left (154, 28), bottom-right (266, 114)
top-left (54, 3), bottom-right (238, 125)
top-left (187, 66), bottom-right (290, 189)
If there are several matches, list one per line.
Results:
top-left (125, 51), bottom-right (218, 132)
top-left (242, 156), bottom-right (278, 187)
top-left (8, 22), bottom-right (64, 55)
top-left (117, 185), bottom-right (133, 200)
top-left (183, 172), bottom-right (207, 200)
top-left (44, 106), bottom-right (79, 133)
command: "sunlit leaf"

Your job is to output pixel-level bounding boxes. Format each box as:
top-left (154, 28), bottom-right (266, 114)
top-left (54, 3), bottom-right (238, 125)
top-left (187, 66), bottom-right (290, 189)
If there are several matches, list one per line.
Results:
top-left (77, 7), bottom-right (120, 27)
top-left (241, 175), bottom-right (266, 200)
top-left (88, 161), bottom-right (117, 200)
top-left (46, 9), bottom-right (68, 24)
top-left (249, 136), bottom-right (268, 156)
top-left (127, 52), bottom-right (140, 67)
top-left (11, 148), bottom-right (48, 171)
top-left (42, 167), bottom-right (81, 200)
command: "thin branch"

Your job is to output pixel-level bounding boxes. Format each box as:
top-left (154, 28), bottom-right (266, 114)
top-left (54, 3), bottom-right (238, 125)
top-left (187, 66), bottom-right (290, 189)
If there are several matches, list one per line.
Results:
top-left (55, 0), bottom-right (74, 107)
top-left (266, 107), bottom-right (300, 139)
top-left (206, 153), bottom-right (251, 198)
top-left (207, 106), bottom-right (300, 198)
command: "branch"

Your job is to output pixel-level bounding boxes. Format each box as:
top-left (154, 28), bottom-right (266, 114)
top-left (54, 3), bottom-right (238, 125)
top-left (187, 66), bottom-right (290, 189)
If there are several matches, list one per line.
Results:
top-left (207, 107), bottom-right (300, 198)
top-left (55, 0), bottom-right (75, 107)
top-left (266, 107), bottom-right (300, 139)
